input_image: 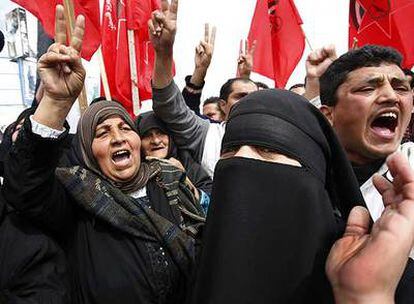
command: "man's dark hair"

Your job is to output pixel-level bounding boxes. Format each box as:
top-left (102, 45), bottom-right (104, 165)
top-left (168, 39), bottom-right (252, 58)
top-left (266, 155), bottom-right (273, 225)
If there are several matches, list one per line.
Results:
top-left (320, 45), bottom-right (403, 106)
top-left (0, 30), bottom-right (4, 54)
top-left (288, 83), bottom-right (305, 91)
top-left (219, 78), bottom-right (257, 103)
top-left (255, 81), bottom-right (269, 89)
top-left (203, 96), bottom-right (221, 106)
top-left (403, 68), bottom-right (414, 89)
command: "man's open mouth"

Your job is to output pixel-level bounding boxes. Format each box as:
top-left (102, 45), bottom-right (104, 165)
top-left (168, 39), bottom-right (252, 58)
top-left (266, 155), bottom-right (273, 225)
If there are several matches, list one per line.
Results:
top-left (112, 149), bottom-right (131, 165)
top-left (370, 111), bottom-right (399, 138)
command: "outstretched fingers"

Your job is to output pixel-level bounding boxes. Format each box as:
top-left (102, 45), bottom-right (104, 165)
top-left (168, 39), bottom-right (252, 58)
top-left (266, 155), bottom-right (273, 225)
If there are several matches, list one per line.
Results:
top-left (160, 0), bottom-right (169, 12)
top-left (210, 26), bottom-right (217, 49)
top-left (249, 40), bottom-right (257, 56)
top-left (204, 23), bottom-right (209, 43)
top-left (54, 5), bottom-right (67, 44)
top-left (70, 14), bottom-right (85, 54)
top-left (169, 0), bottom-right (179, 19)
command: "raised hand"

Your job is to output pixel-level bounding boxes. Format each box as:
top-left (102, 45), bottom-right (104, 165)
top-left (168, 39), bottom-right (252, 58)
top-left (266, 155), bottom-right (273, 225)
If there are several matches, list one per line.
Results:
top-left (304, 44), bottom-right (337, 100)
top-left (148, 0), bottom-right (178, 55)
top-left (237, 39), bottom-right (256, 79)
top-left (190, 23), bottom-right (216, 86)
top-left (326, 152), bottom-right (414, 304)
top-left (38, 5), bottom-right (85, 103)
top-left (194, 23), bottom-right (216, 69)
top-left (34, 5), bottom-right (86, 130)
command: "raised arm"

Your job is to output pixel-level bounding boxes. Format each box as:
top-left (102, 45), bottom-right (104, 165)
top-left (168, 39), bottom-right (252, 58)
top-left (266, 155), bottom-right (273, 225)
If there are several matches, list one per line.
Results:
top-left (149, 0), bottom-right (209, 162)
top-left (2, 5), bottom-right (86, 236)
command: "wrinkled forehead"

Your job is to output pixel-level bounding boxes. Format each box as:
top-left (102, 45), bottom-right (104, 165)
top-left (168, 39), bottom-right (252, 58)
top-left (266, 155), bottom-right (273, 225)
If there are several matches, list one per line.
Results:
top-left (342, 63), bottom-right (407, 86)
top-left (93, 114), bottom-right (136, 140)
top-left (96, 114), bottom-right (127, 128)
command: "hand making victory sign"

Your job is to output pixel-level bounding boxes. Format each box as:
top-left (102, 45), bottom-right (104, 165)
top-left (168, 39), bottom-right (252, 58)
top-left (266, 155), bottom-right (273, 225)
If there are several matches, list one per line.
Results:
top-left (237, 39), bottom-right (256, 79)
top-left (195, 24), bottom-right (216, 70)
top-left (34, 5), bottom-right (86, 130)
top-left (190, 23), bottom-right (216, 86)
top-left (149, 0), bottom-right (178, 89)
top-left (148, 0), bottom-right (178, 55)
top-left (38, 5), bottom-right (85, 102)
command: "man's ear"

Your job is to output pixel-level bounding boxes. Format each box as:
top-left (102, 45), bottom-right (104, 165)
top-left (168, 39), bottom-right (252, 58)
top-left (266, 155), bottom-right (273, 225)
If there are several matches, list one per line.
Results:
top-left (320, 105), bottom-right (334, 125)
top-left (219, 99), bottom-right (226, 113)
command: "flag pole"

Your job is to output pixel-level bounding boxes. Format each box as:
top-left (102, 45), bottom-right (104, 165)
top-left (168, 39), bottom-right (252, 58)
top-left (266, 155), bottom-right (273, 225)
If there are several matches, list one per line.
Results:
top-left (352, 37), bottom-right (359, 49)
top-left (63, 0), bottom-right (88, 114)
top-left (127, 30), bottom-right (140, 116)
top-left (98, 47), bottom-right (112, 101)
top-left (300, 25), bottom-right (313, 51)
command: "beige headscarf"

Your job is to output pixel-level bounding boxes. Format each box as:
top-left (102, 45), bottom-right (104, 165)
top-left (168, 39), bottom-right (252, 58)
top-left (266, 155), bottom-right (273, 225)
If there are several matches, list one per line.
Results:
top-left (77, 101), bottom-right (151, 193)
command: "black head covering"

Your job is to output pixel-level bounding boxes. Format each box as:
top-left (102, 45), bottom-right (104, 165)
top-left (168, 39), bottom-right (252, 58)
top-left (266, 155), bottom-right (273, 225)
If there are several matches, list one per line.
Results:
top-left (0, 123), bottom-right (14, 177)
top-left (0, 30), bottom-right (4, 53)
top-left (0, 107), bottom-right (37, 176)
top-left (221, 89), bottom-right (363, 214)
top-left (192, 89), bottom-right (365, 304)
top-left (136, 111), bottom-right (177, 158)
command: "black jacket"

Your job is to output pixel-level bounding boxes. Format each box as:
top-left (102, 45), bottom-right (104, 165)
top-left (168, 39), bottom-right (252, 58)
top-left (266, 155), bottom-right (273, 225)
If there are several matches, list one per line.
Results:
top-left (2, 119), bottom-right (196, 304)
top-left (0, 193), bottom-right (69, 303)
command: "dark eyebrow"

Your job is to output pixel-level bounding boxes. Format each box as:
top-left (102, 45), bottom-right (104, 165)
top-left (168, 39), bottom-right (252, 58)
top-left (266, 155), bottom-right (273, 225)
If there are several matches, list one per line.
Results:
top-left (390, 77), bottom-right (410, 86)
top-left (233, 92), bottom-right (249, 98)
top-left (359, 75), bottom-right (409, 87)
top-left (118, 120), bottom-right (128, 126)
top-left (363, 75), bottom-right (385, 86)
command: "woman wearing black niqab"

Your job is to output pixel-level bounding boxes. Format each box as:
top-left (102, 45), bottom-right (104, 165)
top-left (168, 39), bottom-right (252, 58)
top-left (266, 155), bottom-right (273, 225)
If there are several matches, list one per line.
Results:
top-left (191, 89), bottom-right (365, 303)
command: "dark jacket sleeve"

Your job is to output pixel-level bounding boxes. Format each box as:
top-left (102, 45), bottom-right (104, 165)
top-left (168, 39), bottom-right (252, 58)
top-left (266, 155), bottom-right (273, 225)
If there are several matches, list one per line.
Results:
top-left (1, 118), bottom-right (74, 237)
top-left (182, 75), bottom-right (204, 116)
top-left (178, 150), bottom-right (212, 196)
top-left (152, 80), bottom-right (210, 163)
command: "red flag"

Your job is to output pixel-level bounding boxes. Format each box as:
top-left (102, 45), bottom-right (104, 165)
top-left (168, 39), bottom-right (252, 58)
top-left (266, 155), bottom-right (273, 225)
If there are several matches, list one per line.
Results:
top-left (248, 0), bottom-right (305, 88)
top-left (11, 0), bottom-right (100, 60)
top-left (349, 0), bottom-right (414, 68)
top-left (101, 0), bottom-right (160, 116)
top-left (126, 0), bottom-right (159, 30)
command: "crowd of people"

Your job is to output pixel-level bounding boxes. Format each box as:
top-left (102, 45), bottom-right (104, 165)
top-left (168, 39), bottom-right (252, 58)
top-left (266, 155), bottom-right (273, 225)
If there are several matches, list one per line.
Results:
top-left (1, 1), bottom-right (414, 303)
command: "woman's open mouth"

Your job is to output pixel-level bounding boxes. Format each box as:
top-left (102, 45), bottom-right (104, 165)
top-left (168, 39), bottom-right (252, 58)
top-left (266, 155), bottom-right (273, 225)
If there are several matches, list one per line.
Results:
top-left (151, 146), bottom-right (165, 152)
top-left (111, 149), bottom-right (131, 167)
